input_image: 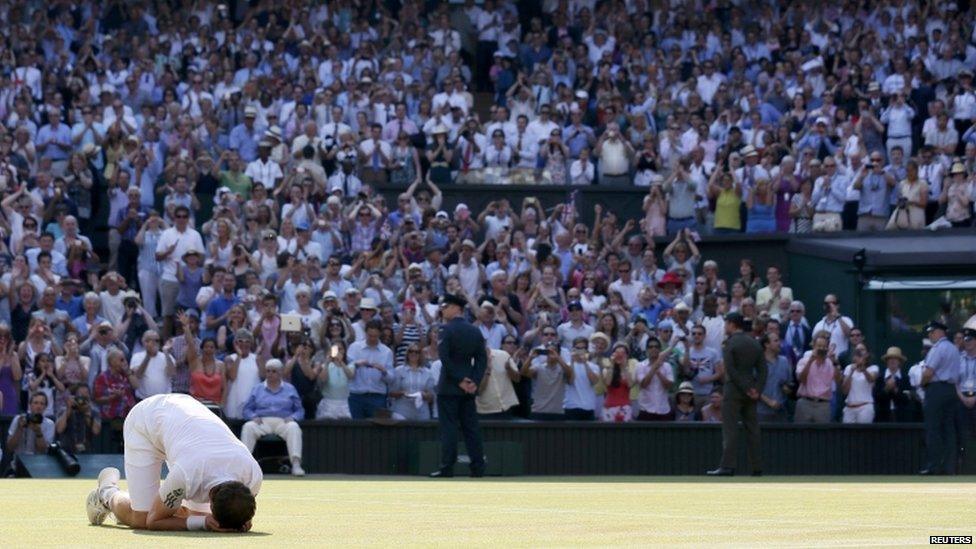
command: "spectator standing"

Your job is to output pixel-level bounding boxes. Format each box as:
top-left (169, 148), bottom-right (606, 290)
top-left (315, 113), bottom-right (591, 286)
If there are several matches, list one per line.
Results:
top-left (563, 337), bottom-right (600, 421)
top-left (758, 332), bottom-right (791, 423)
top-left (795, 334), bottom-right (840, 423)
top-left (813, 295), bottom-right (853, 359)
top-left (476, 346), bottom-right (520, 419)
top-left (315, 341), bottom-right (355, 420)
top-left (223, 330), bottom-right (264, 421)
top-left (841, 344), bottom-right (879, 424)
top-left (347, 320), bottom-right (394, 419)
top-left (521, 329), bottom-right (572, 421)
top-left (633, 338), bottom-right (675, 421)
top-left (852, 153), bottom-right (896, 231)
top-left (154, 205), bottom-right (204, 339)
top-left (594, 123), bottom-right (633, 185)
top-left (130, 331), bottom-right (174, 400)
top-left (874, 347), bottom-right (915, 423)
top-left (389, 344), bottom-right (436, 421)
top-left (600, 343), bottom-right (634, 423)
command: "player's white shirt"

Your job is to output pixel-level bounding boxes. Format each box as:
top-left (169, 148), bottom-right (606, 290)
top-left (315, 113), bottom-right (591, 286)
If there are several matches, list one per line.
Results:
top-left (128, 394), bottom-right (262, 508)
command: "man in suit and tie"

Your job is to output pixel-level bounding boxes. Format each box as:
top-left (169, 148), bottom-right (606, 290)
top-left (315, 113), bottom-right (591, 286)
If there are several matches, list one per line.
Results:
top-left (780, 300), bottom-right (812, 365)
top-left (708, 312), bottom-right (767, 477)
top-left (431, 294), bottom-right (488, 478)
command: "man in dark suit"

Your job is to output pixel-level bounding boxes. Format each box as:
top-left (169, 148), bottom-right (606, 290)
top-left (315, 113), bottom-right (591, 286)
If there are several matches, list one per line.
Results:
top-left (873, 346), bottom-right (916, 422)
top-left (780, 301), bottom-right (812, 366)
top-left (430, 294), bottom-right (488, 478)
top-left (708, 312), bottom-right (767, 477)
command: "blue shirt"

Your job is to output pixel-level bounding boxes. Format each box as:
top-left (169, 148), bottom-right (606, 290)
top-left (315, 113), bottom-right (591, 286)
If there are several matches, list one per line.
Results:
top-left (926, 337), bottom-right (961, 383)
top-left (204, 293), bottom-right (239, 337)
top-left (242, 381), bottom-right (304, 420)
top-left (795, 133), bottom-right (838, 156)
top-left (229, 123), bottom-right (262, 162)
top-left (812, 175), bottom-right (849, 213)
top-left (35, 123), bottom-right (72, 160)
top-left (857, 173), bottom-right (891, 216)
top-left (347, 340), bottom-right (394, 394)
top-left (759, 355), bottom-right (791, 414)
top-left (56, 295), bottom-right (83, 319)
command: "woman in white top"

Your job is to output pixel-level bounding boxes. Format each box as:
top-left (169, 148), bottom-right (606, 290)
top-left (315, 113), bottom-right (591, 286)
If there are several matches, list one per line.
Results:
top-left (251, 229), bottom-right (280, 283)
top-left (223, 330), bottom-right (264, 420)
top-left (841, 343), bottom-right (879, 424)
top-left (208, 218), bottom-right (235, 268)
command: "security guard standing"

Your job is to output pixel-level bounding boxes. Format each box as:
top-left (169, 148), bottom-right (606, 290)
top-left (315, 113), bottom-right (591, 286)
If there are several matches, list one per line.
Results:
top-left (707, 312), bottom-right (766, 477)
top-left (919, 320), bottom-right (961, 475)
top-left (430, 294), bottom-right (488, 478)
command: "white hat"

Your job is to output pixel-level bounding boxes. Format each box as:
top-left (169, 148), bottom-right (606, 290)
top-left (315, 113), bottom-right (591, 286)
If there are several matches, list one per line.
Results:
top-left (454, 203), bottom-right (469, 212)
top-left (244, 105), bottom-right (258, 117)
top-left (360, 297), bottom-right (378, 310)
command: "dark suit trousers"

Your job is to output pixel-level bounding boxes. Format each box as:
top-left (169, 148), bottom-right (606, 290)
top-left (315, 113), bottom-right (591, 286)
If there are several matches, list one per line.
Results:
top-left (720, 394), bottom-right (762, 472)
top-left (437, 395), bottom-right (486, 473)
top-left (924, 382), bottom-right (959, 473)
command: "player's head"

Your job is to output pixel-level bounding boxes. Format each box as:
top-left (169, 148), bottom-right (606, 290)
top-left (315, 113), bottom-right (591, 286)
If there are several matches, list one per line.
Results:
top-left (210, 481), bottom-right (256, 531)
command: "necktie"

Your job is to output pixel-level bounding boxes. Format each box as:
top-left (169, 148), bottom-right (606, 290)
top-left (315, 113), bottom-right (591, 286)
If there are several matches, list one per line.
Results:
top-left (463, 141), bottom-right (473, 172)
top-left (372, 142), bottom-right (380, 169)
top-left (791, 324), bottom-right (802, 351)
top-left (343, 174), bottom-right (349, 196)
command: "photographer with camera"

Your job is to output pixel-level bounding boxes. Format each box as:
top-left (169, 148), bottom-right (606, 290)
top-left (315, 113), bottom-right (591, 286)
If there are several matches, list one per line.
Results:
top-left (56, 383), bottom-right (102, 454)
top-left (5, 392), bottom-right (55, 466)
top-left (520, 328), bottom-right (573, 421)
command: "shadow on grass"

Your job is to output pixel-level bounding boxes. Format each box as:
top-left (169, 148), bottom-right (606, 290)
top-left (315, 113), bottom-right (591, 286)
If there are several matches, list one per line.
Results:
top-left (131, 529), bottom-right (271, 538)
top-left (279, 474), bottom-right (976, 484)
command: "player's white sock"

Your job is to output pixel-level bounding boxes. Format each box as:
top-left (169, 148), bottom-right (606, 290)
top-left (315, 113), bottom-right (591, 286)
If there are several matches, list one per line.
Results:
top-left (99, 485), bottom-right (120, 507)
top-left (97, 467), bottom-right (122, 506)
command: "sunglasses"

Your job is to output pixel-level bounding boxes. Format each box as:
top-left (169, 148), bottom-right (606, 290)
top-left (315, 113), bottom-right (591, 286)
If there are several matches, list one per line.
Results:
top-left (175, 214), bottom-right (189, 219)
top-left (543, 332), bottom-right (557, 336)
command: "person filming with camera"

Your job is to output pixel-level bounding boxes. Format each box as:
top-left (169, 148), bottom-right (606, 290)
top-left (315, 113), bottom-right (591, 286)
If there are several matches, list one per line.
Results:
top-left (6, 392), bottom-right (56, 466)
top-left (56, 384), bottom-right (102, 454)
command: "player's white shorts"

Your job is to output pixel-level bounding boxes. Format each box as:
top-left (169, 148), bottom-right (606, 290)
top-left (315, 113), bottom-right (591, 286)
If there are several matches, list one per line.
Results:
top-left (122, 400), bottom-right (165, 512)
top-left (121, 400), bottom-right (210, 513)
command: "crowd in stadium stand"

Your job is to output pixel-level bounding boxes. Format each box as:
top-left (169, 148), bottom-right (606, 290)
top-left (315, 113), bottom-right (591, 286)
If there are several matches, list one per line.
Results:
top-left (2, 0), bottom-right (976, 468)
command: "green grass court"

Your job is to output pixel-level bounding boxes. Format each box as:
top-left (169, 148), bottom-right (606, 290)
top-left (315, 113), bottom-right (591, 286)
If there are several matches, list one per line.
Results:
top-left (4, 476), bottom-right (975, 547)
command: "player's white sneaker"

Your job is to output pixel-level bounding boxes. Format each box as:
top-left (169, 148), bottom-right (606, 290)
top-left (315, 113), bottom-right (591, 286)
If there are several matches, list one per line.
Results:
top-left (86, 489), bottom-right (110, 525)
top-left (97, 467), bottom-right (121, 506)
top-left (291, 463), bottom-right (305, 476)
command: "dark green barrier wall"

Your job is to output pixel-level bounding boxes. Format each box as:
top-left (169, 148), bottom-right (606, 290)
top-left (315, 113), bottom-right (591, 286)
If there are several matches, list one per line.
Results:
top-left (3, 416), bottom-right (927, 476)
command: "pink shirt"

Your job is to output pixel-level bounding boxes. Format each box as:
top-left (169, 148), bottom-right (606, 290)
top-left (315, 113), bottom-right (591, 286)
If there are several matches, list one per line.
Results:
top-left (796, 354), bottom-right (836, 400)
